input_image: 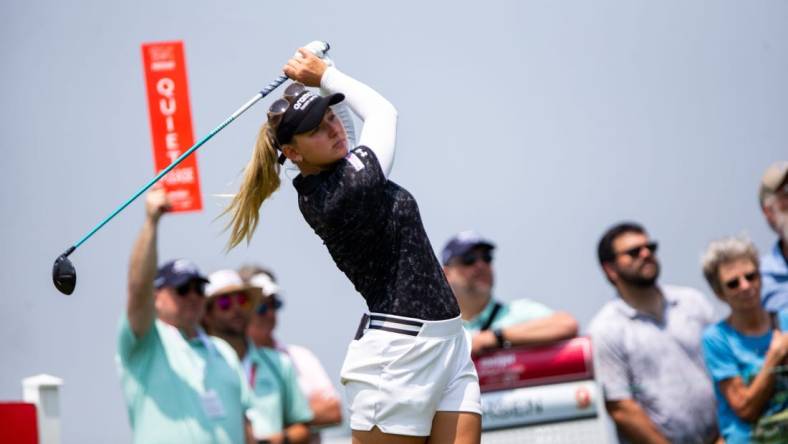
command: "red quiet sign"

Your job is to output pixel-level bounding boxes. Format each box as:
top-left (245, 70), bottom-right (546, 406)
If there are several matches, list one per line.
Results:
top-left (141, 41), bottom-right (203, 212)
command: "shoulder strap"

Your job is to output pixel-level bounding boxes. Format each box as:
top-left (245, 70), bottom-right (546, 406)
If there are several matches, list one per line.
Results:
top-left (481, 302), bottom-right (503, 331)
top-left (256, 350), bottom-right (291, 420)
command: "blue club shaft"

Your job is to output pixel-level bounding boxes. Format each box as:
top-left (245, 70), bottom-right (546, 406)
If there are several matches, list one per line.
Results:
top-left (70, 74), bottom-right (289, 253)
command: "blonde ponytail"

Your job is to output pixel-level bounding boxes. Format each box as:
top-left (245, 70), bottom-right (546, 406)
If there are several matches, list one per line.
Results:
top-left (223, 123), bottom-right (281, 250)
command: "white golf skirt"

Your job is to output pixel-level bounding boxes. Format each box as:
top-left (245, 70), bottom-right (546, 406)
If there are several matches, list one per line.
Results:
top-left (340, 313), bottom-right (481, 436)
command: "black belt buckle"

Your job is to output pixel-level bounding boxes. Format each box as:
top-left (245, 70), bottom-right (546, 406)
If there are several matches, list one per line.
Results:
top-left (354, 313), bottom-right (370, 340)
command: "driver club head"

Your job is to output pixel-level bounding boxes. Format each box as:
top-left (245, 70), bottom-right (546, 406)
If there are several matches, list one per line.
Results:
top-left (53, 253), bottom-right (76, 295)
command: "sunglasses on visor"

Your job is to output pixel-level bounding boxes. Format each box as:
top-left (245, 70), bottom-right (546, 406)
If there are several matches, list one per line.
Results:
top-left (267, 82), bottom-right (308, 128)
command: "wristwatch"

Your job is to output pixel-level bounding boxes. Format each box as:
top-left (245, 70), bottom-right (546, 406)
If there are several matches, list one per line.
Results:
top-left (493, 329), bottom-right (511, 349)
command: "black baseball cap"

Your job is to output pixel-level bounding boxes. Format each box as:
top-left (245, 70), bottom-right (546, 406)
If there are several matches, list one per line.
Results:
top-left (154, 259), bottom-right (210, 290)
top-left (275, 90), bottom-right (345, 145)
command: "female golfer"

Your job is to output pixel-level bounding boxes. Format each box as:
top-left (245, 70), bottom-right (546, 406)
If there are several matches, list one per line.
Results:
top-left (225, 49), bottom-right (481, 444)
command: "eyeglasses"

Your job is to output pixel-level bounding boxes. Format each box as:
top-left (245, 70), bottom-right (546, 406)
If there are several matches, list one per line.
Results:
top-left (215, 292), bottom-right (251, 311)
top-left (457, 250), bottom-right (493, 266)
top-left (616, 242), bottom-right (658, 259)
top-left (267, 82), bottom-right (307, 128)
top-left (723, 272), bottom-right (759, 290)
top-left (256, 297), bottom-right (283, 315)
top-left (175, 281), bottom-right (205, 297)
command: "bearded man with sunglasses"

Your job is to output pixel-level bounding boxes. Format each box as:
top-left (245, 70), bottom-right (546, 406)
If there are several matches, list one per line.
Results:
top-left (117, 189), bottom-right (252, 444)
top-left (441, 230), bottom-right (578, 356)
top-left (202, 269), bottom-right (263, 358)
top-left (202, 268), bottom-right (314, 444)
top-left (589, 222), bottom-right (719, 444)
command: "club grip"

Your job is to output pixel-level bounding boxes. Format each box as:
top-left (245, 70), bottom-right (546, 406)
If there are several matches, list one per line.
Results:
top-left (302, 41), bottom-right (330, 58)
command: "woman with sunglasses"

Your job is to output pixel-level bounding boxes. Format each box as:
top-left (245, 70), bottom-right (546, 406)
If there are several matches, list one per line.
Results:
top-left (701, 236), bottom-right (788, 443)
top-left (224, 49), bottom-right (481, 444)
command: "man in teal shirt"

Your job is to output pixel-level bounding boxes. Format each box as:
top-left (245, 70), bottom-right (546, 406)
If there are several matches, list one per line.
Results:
top-left (202, 269), bottom-right (313, 444)
top-left (441, 230), bottom-right (578, 355)
top-left (116, 189), bottom-right (251, 444)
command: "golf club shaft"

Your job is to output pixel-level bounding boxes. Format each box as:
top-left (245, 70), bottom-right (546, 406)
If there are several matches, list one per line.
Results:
top-left (68, 74), bottom-right (289, 255)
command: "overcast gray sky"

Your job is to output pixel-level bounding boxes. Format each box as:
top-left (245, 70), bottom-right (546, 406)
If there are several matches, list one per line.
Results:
top-left (2, 1), bottom-right (787, 442)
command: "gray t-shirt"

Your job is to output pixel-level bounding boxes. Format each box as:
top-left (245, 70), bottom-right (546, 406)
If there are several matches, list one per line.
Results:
top-left (589, 285), bottom-right (718, 444)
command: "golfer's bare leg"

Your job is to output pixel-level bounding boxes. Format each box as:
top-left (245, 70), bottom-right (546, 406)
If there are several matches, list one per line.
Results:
top-left (426, 412), bottom-right (481, 444)
top-left (352, 427), bottom-right (427, 444)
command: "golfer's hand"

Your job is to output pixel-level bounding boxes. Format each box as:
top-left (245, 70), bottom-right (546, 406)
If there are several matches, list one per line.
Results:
top-left (283, 48), bottom-right (326, 87)
top-left (145, 188), bottom-right (170, 222)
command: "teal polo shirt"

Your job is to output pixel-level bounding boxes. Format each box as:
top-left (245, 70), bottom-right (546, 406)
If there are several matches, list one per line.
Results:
top-left (244, 345), bottom-right (313, 439)
top-left (116, 317), bottom-right (251, 444)
top-left (463, 297), bottom-right (554, 333)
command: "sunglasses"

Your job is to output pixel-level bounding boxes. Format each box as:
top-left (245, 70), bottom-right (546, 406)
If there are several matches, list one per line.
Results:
top-left (723, 272), bottom-right (759, 291)
top-left (256, 297), bottom-right (283, 315)
top-left (215, 292), bottom-right (251, 311)
top-left (617, 242), bottom-right (658, 259)
top-left (267, 82), bottom-right (307, 128)
top-left (175, 281), bottom-right (205, 297)
top-left (457, 250), bottom-right (493, 266)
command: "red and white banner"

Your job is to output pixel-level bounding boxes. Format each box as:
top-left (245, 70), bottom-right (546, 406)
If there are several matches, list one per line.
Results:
top-left (474, 337), bottom-right (594, 392)
top-left (141, 41), bottom-right (203, 212)
top-left (480, 380), bottom-right (599, 430)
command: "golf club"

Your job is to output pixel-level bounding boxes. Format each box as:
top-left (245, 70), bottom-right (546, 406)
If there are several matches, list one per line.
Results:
top-left (53, 41), bottom-right (331, 295)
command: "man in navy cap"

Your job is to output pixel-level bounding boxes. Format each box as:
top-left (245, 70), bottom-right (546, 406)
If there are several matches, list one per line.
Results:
top-left (116, 188), bottom-right (251, 444)
top-left (441, 230), bottom-right (578, 355)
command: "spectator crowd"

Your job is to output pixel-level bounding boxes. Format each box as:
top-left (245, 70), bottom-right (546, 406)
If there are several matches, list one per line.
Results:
top-left (115, 161), bottom-right (788, 443)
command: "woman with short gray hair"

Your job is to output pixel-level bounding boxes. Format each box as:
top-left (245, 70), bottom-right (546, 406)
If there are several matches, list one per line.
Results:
top-left (700, 236), bottom-right (788, 443)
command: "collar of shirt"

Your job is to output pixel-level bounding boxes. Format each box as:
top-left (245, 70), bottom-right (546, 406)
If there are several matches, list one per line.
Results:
top-left (463, 298), bottom-right (498, 330)
top-left (190, 327), bottom-right (217, 355)
top-left (160, 321), bottom-right (217, 355)
top-left (293, 167), bottom-right (335, 195)
top-left (612, 286), bottom-right (679, 320)
top-left (242, 338), bottom-right (256, 376)
top-left (271, 339), bottom-right (289, 354)
top-left (762, 240), bottom-right (788, 277)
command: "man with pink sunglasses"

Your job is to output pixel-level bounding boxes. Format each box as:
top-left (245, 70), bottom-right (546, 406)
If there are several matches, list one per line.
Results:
top-left (203, 269), bottom-right (313, 444)
top-left (202, 269), bottom-right (263, 358)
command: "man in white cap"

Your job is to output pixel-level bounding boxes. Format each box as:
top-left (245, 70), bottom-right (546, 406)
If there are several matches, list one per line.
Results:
top-left (759, 161), bottom-right (788, 311)
top-left (240, 265), bottom-right (343, 444)
top-left (441, 230), bottom-right (578, 356)
top-left (204, 267), bottom-right (313, 444)
top-left (202, 269), bottom-right (263, 359)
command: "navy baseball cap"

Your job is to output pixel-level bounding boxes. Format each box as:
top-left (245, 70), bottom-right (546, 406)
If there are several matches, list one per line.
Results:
top-left (441, 230), bottom-right (496, 265)
top-left (275, 90), bottom-right (345, 145)
top-left (154, 259), bottom-right (210, 290)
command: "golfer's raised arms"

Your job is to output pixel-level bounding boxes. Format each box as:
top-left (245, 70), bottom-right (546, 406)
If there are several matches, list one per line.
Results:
top-left (320, 66), bottom-right (398, 177)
